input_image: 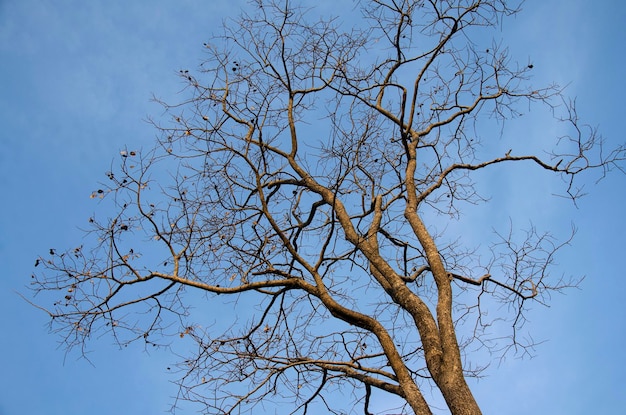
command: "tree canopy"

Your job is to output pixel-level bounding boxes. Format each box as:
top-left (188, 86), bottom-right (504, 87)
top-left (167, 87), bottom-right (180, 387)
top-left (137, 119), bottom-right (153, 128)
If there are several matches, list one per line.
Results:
top-left (31, 1), bottom-right (625, 414)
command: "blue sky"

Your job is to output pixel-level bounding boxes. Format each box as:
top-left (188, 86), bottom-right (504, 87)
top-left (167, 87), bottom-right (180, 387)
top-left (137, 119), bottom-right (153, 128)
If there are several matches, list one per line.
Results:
top-left (1, 1), bottom-right (625, 414)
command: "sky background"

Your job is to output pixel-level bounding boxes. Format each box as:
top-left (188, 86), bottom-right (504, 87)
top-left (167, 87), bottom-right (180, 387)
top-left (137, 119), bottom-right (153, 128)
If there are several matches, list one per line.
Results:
top-left (1, 1), bottom-right (625, 414)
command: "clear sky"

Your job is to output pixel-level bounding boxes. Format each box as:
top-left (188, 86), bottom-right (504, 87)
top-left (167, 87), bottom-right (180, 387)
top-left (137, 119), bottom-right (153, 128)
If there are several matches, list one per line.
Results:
top-left (1, 1), bottom-right (625, 414)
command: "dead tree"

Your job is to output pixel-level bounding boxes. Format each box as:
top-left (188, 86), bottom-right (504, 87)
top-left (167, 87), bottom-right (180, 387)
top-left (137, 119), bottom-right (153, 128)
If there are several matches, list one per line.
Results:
top-left (30, 1), bottom-right (625, 414)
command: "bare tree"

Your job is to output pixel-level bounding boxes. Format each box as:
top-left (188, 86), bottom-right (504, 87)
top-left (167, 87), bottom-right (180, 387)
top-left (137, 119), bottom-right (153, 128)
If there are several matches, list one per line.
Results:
top-left (30, 1), bottom-right (625, 414)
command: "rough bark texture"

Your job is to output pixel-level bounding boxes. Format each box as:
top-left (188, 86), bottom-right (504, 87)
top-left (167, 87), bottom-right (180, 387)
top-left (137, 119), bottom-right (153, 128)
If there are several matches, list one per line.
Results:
top-left (31, 1), bottom-right (624, 414)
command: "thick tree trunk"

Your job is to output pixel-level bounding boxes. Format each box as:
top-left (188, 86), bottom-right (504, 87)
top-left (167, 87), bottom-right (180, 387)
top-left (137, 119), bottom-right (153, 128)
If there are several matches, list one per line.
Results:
top-left (403, 151), bottom-right (483, 414)
top-left (437, 374), bottom-right (482, 415)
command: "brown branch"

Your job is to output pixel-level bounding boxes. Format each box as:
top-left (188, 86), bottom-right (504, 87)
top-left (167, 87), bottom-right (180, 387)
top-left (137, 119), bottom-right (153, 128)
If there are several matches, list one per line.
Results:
top-left (424, 269), bottom-right (539, 300)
